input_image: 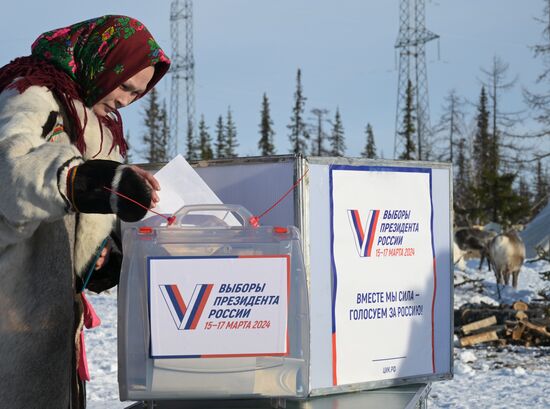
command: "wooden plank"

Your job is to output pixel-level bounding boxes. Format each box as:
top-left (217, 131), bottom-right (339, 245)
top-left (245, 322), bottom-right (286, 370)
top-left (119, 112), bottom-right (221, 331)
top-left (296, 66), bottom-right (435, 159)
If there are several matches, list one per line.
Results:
top-left (515, 311), bottom-right (528, 321)
top-left (512, 325), bottom-right (525, 341)
top-left (461, 315), bottom-right (497, 335)
top-left (521, 320), bottom-right (550, 338)
top-left (459, 330), bottom-right (499, 347)
top-left (513, 301), bottom-right (529, 311)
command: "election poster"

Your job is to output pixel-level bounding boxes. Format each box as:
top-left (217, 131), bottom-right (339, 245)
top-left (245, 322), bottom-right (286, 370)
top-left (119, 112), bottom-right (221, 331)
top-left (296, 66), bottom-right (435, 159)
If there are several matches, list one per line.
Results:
top-left (329, 165), bottom-right (436, 385)
top-left (148, 255), bottom-right (289, 358)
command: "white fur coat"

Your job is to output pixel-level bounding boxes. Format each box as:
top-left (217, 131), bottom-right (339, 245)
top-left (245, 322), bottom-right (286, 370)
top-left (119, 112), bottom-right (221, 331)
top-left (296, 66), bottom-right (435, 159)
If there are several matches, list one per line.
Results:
top-left (0, 84), bottom-right (121, 276)
top-left (0, 84), bottom-right (122, 408)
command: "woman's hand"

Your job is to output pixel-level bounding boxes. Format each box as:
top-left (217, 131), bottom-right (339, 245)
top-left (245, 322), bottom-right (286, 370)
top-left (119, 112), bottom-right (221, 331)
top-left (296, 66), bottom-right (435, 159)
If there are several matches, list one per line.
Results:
top-left (67, 160), bottom-right (159, 222)
top-left (129, 165), bottom-right (160, 209)
top-left (95, 245), bottom-right (110, 270)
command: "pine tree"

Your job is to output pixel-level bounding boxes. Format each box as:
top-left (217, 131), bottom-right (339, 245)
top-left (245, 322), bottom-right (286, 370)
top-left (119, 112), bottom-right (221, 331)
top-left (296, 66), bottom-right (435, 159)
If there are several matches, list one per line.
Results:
top-left (287, 68), bottom-right (309, 155)
top-left (470, 84), bottom-right (530, 224)
top-left (215, 115), bottom-right (225, 159)
top-left (534, 160), bottom-right (549, 212)
top-left (398, 80), bottom-right (417, 160)
top-left (309, 108), bottom-right (330, 156)
top-left (198, 114), bottom-right (213, 160)
top-left (329, 107), bottom-right (346, 157)
top-left (258, 93), bottom-right (276, 156)
top-left (157, 101), bottom-right (170, 163)
top-left (453, 137), bottom-right (474, 225)
top-left (471, 86), bottom-right (492, 223)
top-left (185, 122), bottom-right (198, 161)
top-left (518, 176), bottom-right (532, 215)
top-left (124, 130), bottom-right (132, 164)
top-left (437, 89), bottom-right (466, 162)
top-left (142, 88), bottom-right (164, 163)
top-left (361, 123), bottom-right (377, 159)
top-left (524, 0), bottom-right (550, 161)
top-left (493, 173), bottom-right (531, 226)
top-left (141, 90), bottom-right (172, 163)
top-left (480, 56), bottom-right (521, 175)
top-left (473, 87), bottom-right (491, 180)
top-left (224, 107), bottom-right (239, 158)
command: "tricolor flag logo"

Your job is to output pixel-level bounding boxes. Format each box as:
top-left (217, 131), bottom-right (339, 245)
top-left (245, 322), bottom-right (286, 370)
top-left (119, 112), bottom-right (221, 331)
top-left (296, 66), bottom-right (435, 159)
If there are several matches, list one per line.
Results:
top-left (159, 283), bottom-right (214, 330)
top-left (347, 209), bottom-right (380, 257)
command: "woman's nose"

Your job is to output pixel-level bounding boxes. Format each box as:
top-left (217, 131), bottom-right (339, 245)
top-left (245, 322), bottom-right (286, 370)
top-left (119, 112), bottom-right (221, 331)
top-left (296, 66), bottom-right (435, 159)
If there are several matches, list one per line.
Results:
top-left (116, 92), bottom-right (133, 109)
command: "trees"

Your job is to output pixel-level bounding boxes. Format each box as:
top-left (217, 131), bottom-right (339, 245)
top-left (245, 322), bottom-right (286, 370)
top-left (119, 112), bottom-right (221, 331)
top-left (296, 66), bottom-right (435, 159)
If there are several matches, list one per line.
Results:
top-left (142, 88), bottom-right (170, 163)
top-left (471, 86), bottom-right (493, 223)
top-left (287, 68), bottom-right (309, 155)
top-left (258, 93), bottom-right (276, 156)
top-left (453, 136), bottom-right (475, 225)
top-left (215, 115), bottom-right (225, 159)
top-left (436, 89), bottom-right (466, 163)
top-left (159, 101), bottom-right (170, 160)
top-left (398, 80), bottom-right (417, 160)
top-left (473, 87), bottom-right (491, 185)
top-left (468, 85), bottom-right (531, 225)
top-left (211, 109), bottom-right (239, 159)
top-left (198, 114), bottom-right (213, 160)
top-left (361, 123), bottom-right (378, 159)
top-left (124, 130), bottom-right (133, 164)
top-left (185, 123), bottom-right (198, 161)
top-left (224, 107), bottom-right (239, 158)
top-left (534, 159), bottom-right (550, 213)
top-left (480, 56), bottom-right (521, 171)
top-left (524, 0), bottom-right (550, 161)
top-left (329, 107), bottom-right (346, 157)
top-left (310, 108), bottom-right (330, 156)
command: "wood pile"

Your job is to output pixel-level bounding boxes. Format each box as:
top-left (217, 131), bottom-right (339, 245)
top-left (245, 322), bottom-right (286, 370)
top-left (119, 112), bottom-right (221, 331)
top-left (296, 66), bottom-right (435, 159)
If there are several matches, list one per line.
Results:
top-left (456, 301), bottom-right (550, 347)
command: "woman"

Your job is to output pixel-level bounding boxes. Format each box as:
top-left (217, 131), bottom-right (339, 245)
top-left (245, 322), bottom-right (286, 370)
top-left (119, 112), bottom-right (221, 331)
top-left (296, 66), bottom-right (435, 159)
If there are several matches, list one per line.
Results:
top-left (0, 15), bottom-right (170, 408)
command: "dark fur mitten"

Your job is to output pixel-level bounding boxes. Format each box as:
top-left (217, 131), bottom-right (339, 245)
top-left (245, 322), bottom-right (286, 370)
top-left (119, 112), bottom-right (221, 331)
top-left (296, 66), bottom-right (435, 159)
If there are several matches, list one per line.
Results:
top-left (84, 246), bottom-right (122, 294)
top-left (67, 160), bottom-right (151, 222)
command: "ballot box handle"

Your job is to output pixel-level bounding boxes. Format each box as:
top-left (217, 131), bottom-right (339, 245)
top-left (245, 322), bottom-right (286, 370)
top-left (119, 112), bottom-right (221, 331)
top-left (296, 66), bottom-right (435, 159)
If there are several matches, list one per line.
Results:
top-left (171, 204), bottom-right (254, 228)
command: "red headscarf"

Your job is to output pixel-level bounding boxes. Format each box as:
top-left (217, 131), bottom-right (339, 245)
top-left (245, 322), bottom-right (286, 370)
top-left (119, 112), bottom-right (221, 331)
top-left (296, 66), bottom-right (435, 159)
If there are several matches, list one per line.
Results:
top-left (0, 15), bottom-right (171, 157)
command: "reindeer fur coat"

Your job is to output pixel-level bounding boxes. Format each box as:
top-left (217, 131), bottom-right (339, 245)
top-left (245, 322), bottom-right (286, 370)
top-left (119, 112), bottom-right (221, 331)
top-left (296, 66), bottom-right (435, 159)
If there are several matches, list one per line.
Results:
top-left (0, 84), bottom-right (122, 408)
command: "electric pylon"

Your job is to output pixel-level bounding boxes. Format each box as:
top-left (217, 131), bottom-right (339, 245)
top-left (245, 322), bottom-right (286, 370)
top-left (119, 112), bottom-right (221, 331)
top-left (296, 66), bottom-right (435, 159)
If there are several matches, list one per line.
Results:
top-left (170, 0), bottom-right (196, 156)
top-left (394, 0), bottom-right (438, 160)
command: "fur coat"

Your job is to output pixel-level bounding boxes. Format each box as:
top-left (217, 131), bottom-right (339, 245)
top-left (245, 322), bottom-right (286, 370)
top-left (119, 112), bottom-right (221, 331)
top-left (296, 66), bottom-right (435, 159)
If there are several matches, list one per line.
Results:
top-left (0, 84), bottom-right (122, 408)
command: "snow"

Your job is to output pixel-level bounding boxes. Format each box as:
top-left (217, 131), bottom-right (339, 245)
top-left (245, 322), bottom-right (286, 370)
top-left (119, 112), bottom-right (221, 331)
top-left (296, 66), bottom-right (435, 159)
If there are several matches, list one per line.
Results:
top-left (430, 345), bottom-right (550, 408)
top-left (84, 291), bottom-right (128, 409)
top-left (429, 258), bottom-right (550, 409)
top-left (84, 257), bottom-right (550, 409)
top-left (454, 258), bottom-right (550, 307)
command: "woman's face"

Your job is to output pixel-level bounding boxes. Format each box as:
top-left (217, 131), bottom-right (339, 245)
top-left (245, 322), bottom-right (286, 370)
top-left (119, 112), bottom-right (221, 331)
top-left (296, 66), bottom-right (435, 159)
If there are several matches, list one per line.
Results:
top-left (92, 65), bottom-right (155, 117)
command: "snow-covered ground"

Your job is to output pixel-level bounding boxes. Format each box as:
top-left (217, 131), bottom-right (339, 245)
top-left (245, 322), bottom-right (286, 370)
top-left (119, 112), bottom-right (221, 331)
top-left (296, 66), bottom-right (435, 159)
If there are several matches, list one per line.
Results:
top-left (429, 257), bottom-right (550, 409)
top-left (85, 257), bottom-right (550, 409)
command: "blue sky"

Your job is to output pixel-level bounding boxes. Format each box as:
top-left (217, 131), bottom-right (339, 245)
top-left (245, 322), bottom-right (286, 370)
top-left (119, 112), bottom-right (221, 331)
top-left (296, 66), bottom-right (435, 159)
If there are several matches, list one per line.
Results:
top-left (0, 0), bottom-right (547, 162)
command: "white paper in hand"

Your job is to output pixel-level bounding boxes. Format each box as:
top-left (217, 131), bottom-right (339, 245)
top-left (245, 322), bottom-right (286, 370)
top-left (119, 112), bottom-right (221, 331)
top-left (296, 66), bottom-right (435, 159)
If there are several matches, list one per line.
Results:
top-left (147, 155), bottom-right (239, 226)
top-left (150, 155), bottom-right (222, 215)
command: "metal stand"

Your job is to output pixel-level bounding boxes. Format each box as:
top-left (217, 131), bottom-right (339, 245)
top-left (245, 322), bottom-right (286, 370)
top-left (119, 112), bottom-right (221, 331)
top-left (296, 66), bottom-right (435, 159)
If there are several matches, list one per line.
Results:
top-left (124, 383), bottom-right (430, 409)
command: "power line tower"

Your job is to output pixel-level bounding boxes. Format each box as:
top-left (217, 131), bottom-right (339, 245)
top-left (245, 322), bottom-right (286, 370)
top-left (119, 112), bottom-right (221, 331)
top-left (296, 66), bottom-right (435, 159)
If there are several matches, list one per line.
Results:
top-left (394, 0), bottom-right (438, 160)
top-left (170, 0), bottom-right (196, 156)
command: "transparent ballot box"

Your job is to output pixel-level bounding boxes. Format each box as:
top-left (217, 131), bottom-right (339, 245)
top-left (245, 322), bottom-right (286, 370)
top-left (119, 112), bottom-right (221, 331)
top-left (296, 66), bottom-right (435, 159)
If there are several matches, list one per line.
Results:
top-left (118, 205), bottom-right (310, 401)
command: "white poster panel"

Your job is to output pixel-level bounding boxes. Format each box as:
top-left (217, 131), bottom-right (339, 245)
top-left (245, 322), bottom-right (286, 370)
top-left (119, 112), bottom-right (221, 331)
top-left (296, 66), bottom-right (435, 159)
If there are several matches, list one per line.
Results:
top-left (149, 255), bottom-right (289, 358)
top-left (330, 165), bottom-right (436, 385)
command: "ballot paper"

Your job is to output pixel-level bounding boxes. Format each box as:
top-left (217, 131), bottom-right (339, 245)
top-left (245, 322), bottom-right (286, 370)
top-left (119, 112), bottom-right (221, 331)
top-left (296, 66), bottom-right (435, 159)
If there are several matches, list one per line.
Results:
top-left (149, 154), bottom-right (221, 215)
top-left (143, 155), bottom-right (239, 226)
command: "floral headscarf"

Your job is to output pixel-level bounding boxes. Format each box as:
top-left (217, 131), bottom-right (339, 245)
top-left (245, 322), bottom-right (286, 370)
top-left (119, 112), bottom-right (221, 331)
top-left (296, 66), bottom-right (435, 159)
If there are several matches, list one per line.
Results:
top-left (0, 15), bottom-right (170, 156)
top-left (32, 15), bottom-right (171, 106)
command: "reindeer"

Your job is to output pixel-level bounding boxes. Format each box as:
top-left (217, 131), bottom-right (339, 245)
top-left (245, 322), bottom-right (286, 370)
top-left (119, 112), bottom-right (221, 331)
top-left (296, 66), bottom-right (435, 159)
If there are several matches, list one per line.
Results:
top-left (454, 227), bottom-right (497, 270)
top-left (453, 241), bottom-right (466, 271)
top-left (488, 230), bottom-right (526, 299)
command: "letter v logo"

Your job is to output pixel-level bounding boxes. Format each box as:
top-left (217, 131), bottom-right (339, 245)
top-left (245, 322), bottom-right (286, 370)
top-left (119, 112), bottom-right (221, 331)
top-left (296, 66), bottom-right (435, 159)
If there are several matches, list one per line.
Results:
top-left (159, 284), bottom-right (214, 330)
top-left (347, 209), bottom-right (380, 257)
